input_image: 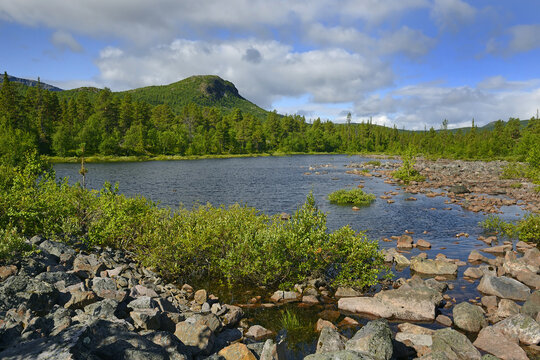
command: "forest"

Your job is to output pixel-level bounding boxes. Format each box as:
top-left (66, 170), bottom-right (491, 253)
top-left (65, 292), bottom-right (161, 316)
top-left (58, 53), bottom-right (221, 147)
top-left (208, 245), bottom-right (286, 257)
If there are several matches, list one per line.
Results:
top-left (1, 72), bottom-right (539, 166)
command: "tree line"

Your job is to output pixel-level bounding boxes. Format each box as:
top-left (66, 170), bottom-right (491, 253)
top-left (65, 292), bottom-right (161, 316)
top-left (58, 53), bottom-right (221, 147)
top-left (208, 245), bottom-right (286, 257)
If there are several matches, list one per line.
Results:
top-left (1, 73), bottom-right (539, 165)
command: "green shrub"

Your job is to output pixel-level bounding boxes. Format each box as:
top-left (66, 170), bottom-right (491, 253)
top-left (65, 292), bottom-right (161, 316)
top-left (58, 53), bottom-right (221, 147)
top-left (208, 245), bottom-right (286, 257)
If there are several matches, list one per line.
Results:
top-left (365, 160), bottom-right (381, 166)
top-left (480, 214), bottom-right (539, 245)
top-left (510, 182), bottom-right (523, 189)
top-left (0, 227), bottom-right (35, 260)
top-left (500, 162), bottom-right (528, 179)
top-left (328, 188), bottom-right (376, 206)
top-left (393, 151), bottom-right (425, 184)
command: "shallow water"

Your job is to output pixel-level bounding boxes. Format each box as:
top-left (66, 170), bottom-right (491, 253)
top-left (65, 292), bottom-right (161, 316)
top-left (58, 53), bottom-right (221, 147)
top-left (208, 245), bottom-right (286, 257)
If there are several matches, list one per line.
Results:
top-left (54, 155), bottom-right (527, 358)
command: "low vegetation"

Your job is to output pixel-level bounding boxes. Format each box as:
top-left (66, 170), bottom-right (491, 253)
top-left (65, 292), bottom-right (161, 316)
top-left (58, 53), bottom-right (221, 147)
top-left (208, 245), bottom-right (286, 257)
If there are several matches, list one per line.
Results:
top-left (0, 153), bottom-right (388, 290)
top-left (480, 214), bottom-right (540, 245)
top-left (392, 150), bottom-right (425, 184)
top-left (328, 188), bottom-right (376, 206)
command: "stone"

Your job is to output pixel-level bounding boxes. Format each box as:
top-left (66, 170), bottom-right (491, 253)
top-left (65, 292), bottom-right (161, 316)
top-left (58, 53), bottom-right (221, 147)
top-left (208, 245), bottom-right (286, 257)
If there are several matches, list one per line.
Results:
top-left (0, 275), bottom-right (58, 315)
top-left (260, 339), bottom-right (277, 360)
top-left (410, 258), bottom-right (458, 275)
top-left (303, 295), bottom-right (320, 304)
top-left (397, 323), bottom-right (434, 336)
top-left (245, 325), bottom-right (273, 340)
top-left (463, 267), bottom-right (484, 279)
top-left (473, 326), bottom-right (528, 360)
top-left (469, 250), bottom-right (489, 263)
top-left (395, 332), bottom-right (432, 348)
top-left (0, 265), bottom-right (17, 281)
top-left (318, 309), bottom-right (341, 322)
top-left (477, 275), bottom-right (530, 301)
top-left (397, 235), bottom-right (414, 249)
top-left (345, 319), bottom-right (393, 360)
top-left (130, 284), bottom-right (159, 298)
top-left (304, 350), bottom-right (375, 359)
top-left (338, 317), bottom-right (359, 328)
top-left (523, 247), bottom-right (540, 269)
top-left (128, 296), bottom-right (159, 310)
top-left (221, 305), bottom-right (243, 327)
top-left (385, 248), bottom-right (410, 267)
top-left (316, 319), bottom-right (337, 332)
top-left (374, 286), bottom-right (442, 321)
top-left (432, 328), bottom-right (481, 360)
top-left (64, 290), bottom-right (98, 310)
top-left (435, 314), bottom-right (452, 327)
top-left (316, 326), bottom-right (346, 354)
top-left (73, 254), bottom-right (106, 276)
top-left (482, 295), bottom-right (498, 312)
top-left (334, 287), bottom-right (362, 298)
top-left (174, 321), bottom-right (215, 355)
top-left (218, 343), bottom-right (257, 360)
top-left (38, 240), bottom-right (76, 259)
top-left (521, 290), bottom-right (540, 319)
top-left (269, 290), bottom-right (299, 302)
top-left (492, 313), bottom-right (540, 345)
top-left (424, 278), bottom-right (448, 293)
top-left (453, 302), bottom-right (487, 333)
top-left (131, 308), bottom-right (161, 330)
top-left (84, 299), bottom-right (120, 319)
top-left (516, 270), bottom-right (540, 289)
top-left (416, 239), bottom-right (431, 248)
top-left (496, 299), bottom-right (520, 319)
top-left (194, 289), bottom-right (207, 304)
top-left (481, 244), bottom-right (512, 255)
top-left (35, 271), bottom-right (82, 291)
top-left (338, 297), bottom-right (393, 318)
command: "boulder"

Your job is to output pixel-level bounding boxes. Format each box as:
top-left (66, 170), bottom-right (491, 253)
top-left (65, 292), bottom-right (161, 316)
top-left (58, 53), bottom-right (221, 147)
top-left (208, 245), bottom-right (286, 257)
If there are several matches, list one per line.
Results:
top-left (84, 299), bottom-right (120, 319)
top-left (316, 327), bottom-right (346, 354)
top-left (269, 290), bottom-right (300, 302)
top-left (0, 265), bottom-right (18, 281)
top-left (432, 328), bottom-right (481, 360)
top-left (385, 248), bottom-right (410, 267)
top-left (477, 275), bottom-right (530, 301)
top-left (416, 239), bottom-right (431, 248)
top-left (521, 290), bottom-right (540, 319)
top-left (38, 240), bottom-right (76, 259)
top-left (468, 250), bottom-right (489, 263)
top-left (130, 308), bottom-right (161, 330)
top-left (194, 289), bottom-right (207, 304)
top-left (473, 326), bottom-right (528, 360)
top-left (92, 277), bottom-right (126, 301)
top-left (453, 302), bottom-right (487, 333)
top-left (221, 305), bottom-right (243, 327)
top-left (492, 313), bottom-right (540, 345)
top-left (410, 258), bottom-right (458, 276)
top-left (463, 267), bottom-right (484, 279)
top-left (35, 271), bottom-right (82, 291)
top-left (0, 275), bottom-right (58, 314)
top-left (374, 286), bottom-right (442, 321)
top-left (174, 321), bottom-right (215, 355)
top-left (481, 244), bottom-right (512, 255)
top-left (516, 270), bottom-right (540, 290)
top-left (397, 235), bottom-right (414, 249)
top-left (73, 254), bottom-right (106, 276)
top-left (128, 296), bottom-right (159, 311)
top-left (129, 284), bottom-right (159, 298)
top-left (64, 290), bottom-right (98, 310)
top-left (345, 319), bottom-right (393, 360)
top-left (495, 299), bottom-right (520, 319)
top-left (335, 287), bottom-right (362, 298)
top-left (338, 297), bottom-right (393, 319)
top-left (316, 319), bottom-right (337, 332)
top-left (218, 343), bottom-right (257, 360)
top-left (245, 325), bottom-right (273, 341)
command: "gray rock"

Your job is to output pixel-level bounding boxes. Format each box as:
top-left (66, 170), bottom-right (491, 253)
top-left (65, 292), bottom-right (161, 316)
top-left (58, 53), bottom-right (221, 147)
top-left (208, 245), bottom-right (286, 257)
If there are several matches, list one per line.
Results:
top-left (73, 254), bottom-right (106, 276)
top-left (449, 184), bottom-right (470, 194)
top-left (260, 338), bottom-right (277, 360)
top-left (410, 258), bottom-right (458, 275)
top-left (521, 290), bottom-right (540, 319)
top-left (84, 298), bottom-right (120, 319)
top-left (477, 275), bottom-right (530, 301)
top-left (269, 290), bottom-right (300, 302)
top-left (374, 286), bottom-right (442, 321)
top-left (0, 275), bottom-right (58, 314)
top-left (305, 350), bottom-right (376, 360)
top-left (131, 309), bottom-right (162, 330)
top-left (492, 313), bottom-right (540, 345)
top-left (424, 278), bottom-right (448, 293)
top-left (345, 319), bottom-right (393, 360)
top-left (213, 328), bottom-right (242, 353)
top-left (221, 305), bottom-right (243, 327)
top-left (35, 271), bottom-right (82, 291)
top-left (453, 302), bottom-right (487, 333)
top-left (431, 328), bottom-right (481, 360)
top-left (128, 296), bottom-right (159, 310)
top-left (130, 284), bottom-right (159, 298)
top-left (143, 331), bottom-right (190, 360)
top-left (92, 277), bottom-right (126, 301)
top-left (38, 240), bottom-right (75, 259)
top-left (495, 299), bottom-right (520, 319)
top-left (316, 327), bottom-right (346, 354)
top-left (64, 290), bottom-right (98, 310)
top-left (335, 287), bottom-right (362, 298)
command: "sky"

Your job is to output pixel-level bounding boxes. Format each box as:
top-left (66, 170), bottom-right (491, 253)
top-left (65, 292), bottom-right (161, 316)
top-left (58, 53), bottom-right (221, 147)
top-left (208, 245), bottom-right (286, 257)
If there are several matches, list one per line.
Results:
top-left (1, 0), bottom-right (540, 130)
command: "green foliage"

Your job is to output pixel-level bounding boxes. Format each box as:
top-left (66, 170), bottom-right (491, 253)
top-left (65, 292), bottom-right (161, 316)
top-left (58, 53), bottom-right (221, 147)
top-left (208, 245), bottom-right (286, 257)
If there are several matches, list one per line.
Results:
top-left (480, 214), bottom-right (539, 245)
top-left (0, 159), bottom-right (387, 289)
top-left (392, 150), bottom-right (425, 184)
top-left (0, 227), bottom-right (35, 260)
top-left (328, 188), bottom-right (376, 206)
top-left (510, 182), bottom-right (523, 189)
top-left (500, 162), bottom-right (528, 179)
top-left (365, 160), bottom-right (381, 166)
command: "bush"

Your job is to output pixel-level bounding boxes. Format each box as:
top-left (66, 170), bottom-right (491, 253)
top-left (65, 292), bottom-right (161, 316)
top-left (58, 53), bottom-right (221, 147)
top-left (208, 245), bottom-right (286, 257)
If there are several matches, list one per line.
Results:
top-left (0, 157), bottom-right (388, 290)
top-left (365, 160), bottom-right (381, 166)
top-left (393, 151), bottom-right (425, 184)
top-left (328, 188), bottom-right (376, 206)
top-left (480, 214), bottom-right (539, 245)
top-left (0, 227), bottom-right (34, 260)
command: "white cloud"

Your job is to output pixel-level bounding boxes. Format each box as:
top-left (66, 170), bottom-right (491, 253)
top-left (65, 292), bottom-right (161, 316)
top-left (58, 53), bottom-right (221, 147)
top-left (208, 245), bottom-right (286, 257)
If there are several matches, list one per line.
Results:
top-left (477, 75), bottom-right (540, 91)
top-left (430, 0), bottom-right (476, 31)
top-left (306, 24), bottom-right (436, 58)
top-left (93, 39), bottom-right (394, 108)
top-left (486, 24), bottom-right (540, 56)
top-left (354, 81), bottom-right (540, 130)
top-left (50, 30), bottom-right (83, 53)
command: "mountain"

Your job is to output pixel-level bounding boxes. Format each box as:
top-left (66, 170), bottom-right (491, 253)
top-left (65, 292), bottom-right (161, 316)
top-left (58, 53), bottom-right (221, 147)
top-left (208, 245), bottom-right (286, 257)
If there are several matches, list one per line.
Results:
top-left (1, 74), bottom-right (63, 92)
top-left (59, 75), bottom-right (270, 119)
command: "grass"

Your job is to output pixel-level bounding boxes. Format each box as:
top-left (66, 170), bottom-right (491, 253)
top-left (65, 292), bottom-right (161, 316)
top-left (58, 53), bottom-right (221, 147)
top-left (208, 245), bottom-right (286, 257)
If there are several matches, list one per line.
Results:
top-left (328, 188), bottom-right (376, 206)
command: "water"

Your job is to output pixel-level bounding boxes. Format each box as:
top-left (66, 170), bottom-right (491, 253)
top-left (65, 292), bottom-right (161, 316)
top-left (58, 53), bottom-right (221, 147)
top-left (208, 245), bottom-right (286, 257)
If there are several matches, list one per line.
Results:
top-left (54, 155), bottom-right (526, 358)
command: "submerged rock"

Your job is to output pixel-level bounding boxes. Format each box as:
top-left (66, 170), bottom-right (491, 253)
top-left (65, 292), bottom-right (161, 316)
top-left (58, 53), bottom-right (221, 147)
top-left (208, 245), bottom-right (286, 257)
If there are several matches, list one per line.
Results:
top-left (410, 258), bottom-right (458, 276)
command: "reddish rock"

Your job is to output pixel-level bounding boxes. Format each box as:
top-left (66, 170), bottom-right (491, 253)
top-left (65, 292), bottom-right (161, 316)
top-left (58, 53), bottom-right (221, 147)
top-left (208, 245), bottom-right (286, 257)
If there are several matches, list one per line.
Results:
top-left (218, 343), bottom-right (257, 360)
top-left (397, 235), bottom-right (414, 249)
top-left (315, 318), bottom-right (337, 332)
top-left (318, 309), bottom-right (341, 322)
top-left (0, 265), bottom-right (17, 281)
top-left (245, 325), bottom-right (273, 341)
top-left (473, 326), bottom-right (528, 360)
top-left (435, 314), bottom-right (452, 327)
top-left (416, 239), bottom-right (431, 248)
top-left (338, 317), bottom-right (359, 328)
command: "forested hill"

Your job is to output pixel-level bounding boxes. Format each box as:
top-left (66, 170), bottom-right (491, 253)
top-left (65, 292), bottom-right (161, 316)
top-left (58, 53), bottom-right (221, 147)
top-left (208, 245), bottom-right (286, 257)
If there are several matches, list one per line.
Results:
top-left (58, 75), bottom-right (269, 119)
top-left (1, 74), bottom-right (63, 92)
top-left (0, 71), bottom-right (539, 164)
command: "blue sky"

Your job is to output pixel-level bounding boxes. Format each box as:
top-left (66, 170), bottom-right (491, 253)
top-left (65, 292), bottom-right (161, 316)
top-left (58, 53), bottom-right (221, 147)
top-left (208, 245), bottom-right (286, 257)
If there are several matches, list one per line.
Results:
top-left (1, 0), bottom-right (539, 129)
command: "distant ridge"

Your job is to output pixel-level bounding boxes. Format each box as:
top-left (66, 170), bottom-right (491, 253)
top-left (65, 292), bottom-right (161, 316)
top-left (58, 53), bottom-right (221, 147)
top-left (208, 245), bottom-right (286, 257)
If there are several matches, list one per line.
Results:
top-left (1, 73), bottom-right (63, 92)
